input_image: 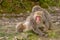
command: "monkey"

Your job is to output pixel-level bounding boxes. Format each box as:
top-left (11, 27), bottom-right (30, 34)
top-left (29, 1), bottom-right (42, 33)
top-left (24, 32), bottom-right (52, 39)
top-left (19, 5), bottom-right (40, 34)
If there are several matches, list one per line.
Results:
top-left (16, 11), bottom-right (47, 36)
top-left (32, 5), bottom-right (54, 30)
top-left (16, 5), bottom-right (54, 36)
top-left (28, 5), bottom-right (54, 36)
top-left (16, 14), bottom-right (44, 36)
top-left (29, 11), bottom-right (49, 36)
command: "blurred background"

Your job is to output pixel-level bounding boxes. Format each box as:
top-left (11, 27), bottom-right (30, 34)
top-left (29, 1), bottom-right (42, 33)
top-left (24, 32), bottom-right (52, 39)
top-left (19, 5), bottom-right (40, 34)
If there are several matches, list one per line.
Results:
top-left (0, 0), bottom-right (60, 13)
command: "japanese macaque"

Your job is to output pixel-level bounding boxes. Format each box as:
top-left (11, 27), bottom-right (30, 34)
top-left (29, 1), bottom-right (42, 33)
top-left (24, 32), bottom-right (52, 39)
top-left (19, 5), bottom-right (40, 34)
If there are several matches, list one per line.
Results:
top-left (16, 5), bottom-right (54, 36)
top-left (32, 5), bottom-right (54, 30)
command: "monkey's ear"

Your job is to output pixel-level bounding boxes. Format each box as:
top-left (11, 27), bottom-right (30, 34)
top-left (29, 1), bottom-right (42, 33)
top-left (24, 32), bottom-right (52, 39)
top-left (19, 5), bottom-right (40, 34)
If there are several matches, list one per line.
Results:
top-left (32, 5), bottom-right (41, 12)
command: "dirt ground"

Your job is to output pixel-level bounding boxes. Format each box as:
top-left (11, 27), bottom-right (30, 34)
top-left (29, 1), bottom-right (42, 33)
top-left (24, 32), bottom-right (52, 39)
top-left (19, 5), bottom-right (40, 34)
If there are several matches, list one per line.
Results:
top-left (0, 13), bottom-right (60, 40)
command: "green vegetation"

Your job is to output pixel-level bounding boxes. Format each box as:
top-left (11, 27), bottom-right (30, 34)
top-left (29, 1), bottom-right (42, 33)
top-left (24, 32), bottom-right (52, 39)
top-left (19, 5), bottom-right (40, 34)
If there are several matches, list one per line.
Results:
top-left (0, 0), bottom-right (60, 13)
top-left (0, 30), bottom-right (59, 40)
top-left (47, 30), bottom-right (57, 38)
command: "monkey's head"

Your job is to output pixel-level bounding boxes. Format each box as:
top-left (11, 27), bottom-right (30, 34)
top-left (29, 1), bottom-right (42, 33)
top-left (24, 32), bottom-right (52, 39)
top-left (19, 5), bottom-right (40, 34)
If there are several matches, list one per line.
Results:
top-left (33, 11), bottom-right (43, 24)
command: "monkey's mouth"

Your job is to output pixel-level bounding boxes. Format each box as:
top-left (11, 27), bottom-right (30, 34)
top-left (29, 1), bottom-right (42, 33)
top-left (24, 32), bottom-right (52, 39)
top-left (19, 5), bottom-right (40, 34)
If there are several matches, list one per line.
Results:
top-left (36, 16), bottom-right (41, 24)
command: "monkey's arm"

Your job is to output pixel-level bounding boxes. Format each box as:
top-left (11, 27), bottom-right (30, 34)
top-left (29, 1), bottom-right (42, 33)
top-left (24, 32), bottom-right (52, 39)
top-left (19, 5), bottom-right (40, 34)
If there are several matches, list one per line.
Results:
top-left (33, 27), bottom-right (45, 36)
top-left (31, 19), bottom-right (45, 36)
top-left (43, 10), bottom-right (54, 30)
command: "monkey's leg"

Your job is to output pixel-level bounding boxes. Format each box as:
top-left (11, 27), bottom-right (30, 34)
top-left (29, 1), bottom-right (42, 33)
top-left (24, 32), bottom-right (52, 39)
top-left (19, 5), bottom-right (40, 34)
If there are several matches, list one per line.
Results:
top-left (32, 26), bottom-right (46, 36)
top-left (41, 24), bottom-right (48, 32)
top-left (16, 23), bottom-right (26, 33)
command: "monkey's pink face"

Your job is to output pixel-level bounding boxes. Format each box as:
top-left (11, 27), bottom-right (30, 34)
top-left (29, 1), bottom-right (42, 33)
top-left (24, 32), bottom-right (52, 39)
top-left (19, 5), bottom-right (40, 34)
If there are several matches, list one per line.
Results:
top-left (35, 16), bottom-right (41, 24)
top-left (34, 11), bottom-right (42, 24)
